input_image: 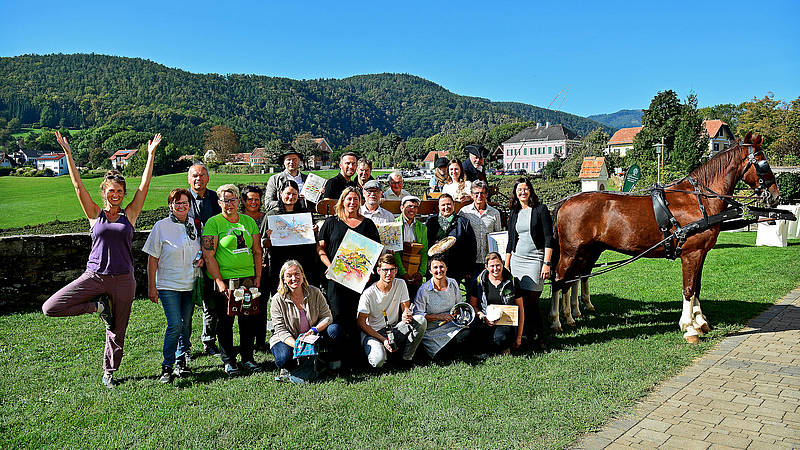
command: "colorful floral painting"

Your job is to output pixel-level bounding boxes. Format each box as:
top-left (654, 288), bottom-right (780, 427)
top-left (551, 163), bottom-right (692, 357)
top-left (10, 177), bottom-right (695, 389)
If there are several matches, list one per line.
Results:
top-left (267, 213), bottom-right (315, 246)
top-left (325, 229), bottom-right (384, 293)
top-left (377, 222), bottom-right (403, 251)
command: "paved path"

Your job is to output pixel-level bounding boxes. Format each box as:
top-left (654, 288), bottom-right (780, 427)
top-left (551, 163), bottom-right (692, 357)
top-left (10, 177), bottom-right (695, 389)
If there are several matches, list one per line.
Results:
top-left (574, 287), bottom-right (800, 449)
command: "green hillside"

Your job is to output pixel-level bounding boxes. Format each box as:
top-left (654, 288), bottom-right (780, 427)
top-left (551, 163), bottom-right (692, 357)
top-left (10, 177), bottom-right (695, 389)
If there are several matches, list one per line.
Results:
top-left (0, 54), bottom-right (610, 150)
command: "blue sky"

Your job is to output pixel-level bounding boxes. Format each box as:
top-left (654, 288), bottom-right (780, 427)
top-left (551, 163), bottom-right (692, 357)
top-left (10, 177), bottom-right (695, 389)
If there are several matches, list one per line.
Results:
top-left (1, 0), bottom-right (797, 117)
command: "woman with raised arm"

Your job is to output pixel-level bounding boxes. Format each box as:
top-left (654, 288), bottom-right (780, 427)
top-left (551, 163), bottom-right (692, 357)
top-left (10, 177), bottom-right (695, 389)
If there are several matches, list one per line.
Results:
top-left (42, 131), bottom-right (161, 388)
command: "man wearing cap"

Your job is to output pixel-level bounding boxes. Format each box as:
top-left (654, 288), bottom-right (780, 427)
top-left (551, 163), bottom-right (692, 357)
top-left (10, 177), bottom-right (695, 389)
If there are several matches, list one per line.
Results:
top-left (428, 156), bottom-right (449, 193)
top-left (394, 195), bottom-right (428, 298)
top-left (384, 171), bottom-right (411, 201)
top-left (463, 144), bottom-right (488, 183)
top-left (323, 152), bottom-right (359, 200)
top-left (265, 144), bottom-right (309, 210)
top-left (360, 180), bottom-right (395, 224)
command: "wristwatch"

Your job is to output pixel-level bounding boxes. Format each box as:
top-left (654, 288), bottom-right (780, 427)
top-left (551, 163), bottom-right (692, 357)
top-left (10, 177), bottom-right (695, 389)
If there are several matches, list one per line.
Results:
top-left (543, 261), bottom-right (551, 267)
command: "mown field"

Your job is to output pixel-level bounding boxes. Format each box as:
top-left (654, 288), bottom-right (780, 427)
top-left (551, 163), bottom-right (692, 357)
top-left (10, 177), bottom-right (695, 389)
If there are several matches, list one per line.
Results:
top-left (1, 232), bottom-right (797, 449)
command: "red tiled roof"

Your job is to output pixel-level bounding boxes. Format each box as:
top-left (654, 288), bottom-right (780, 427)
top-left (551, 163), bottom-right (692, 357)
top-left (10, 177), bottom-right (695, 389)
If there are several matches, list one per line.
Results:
top-left (579, 157), bottom-right (607, 178)
top-left (108, 149), bottom-right (138, 160)
top-left (703, 120), bottom-right (726, 138)
top-left (313, 138), bottom-right (331, 153)
top-left (607, 127), bottom-right (642, 145)
top-left (229, 153), bottom-right (252, 163)
top-left (423, 150), bottom-right (449, 162)
top-left (38, 153), bottom-right (66, 161)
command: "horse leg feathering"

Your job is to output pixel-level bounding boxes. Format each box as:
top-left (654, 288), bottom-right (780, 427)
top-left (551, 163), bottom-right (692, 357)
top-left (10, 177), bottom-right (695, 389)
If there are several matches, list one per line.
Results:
top-left (561, 287), bottom-right (576, 327)
top-left (549, 287), bottom-right (563, 333)
top-left (569, 281), bottom-right (582, 320)
top-left (691, 295), bottom-right (710, 334)
top-left (580, 278), bottom-right (594, 311)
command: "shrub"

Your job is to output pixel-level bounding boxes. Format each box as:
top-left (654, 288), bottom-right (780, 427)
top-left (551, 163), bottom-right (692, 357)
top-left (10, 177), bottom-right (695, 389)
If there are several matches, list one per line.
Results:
top-left (0, 167), bottom-right (14, 176)
top-left (777, 173), bottom-right (800, 203)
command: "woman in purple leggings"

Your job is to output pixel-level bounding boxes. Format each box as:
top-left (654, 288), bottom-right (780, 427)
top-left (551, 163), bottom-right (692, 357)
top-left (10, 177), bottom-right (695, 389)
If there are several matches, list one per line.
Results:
top-left (42, 131), bottom-right (161, 388)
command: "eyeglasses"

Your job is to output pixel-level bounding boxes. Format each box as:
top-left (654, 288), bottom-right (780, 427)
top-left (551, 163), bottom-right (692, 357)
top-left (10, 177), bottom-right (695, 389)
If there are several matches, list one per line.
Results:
top-left (220, 198), bottom-right (238, 204)
top-left (389, 180), bottom-right (402, 185)
top-left (472, 191), bottom-right (487, 196)
top-left (378, 268), bottom-right (397, 274)
top-left (172, 201), bottom-right (190, 207)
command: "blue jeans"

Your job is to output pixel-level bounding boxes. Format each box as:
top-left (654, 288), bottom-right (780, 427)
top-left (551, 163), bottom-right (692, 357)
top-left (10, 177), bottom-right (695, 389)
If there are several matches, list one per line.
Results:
top-left (159, 290), bottom-right (194, 368)
top-left (271, 324), bottom-right (342, 368)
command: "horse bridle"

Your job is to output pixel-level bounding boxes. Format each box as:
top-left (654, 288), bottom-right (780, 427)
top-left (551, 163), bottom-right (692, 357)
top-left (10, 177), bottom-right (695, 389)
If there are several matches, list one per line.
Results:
top-left (741, 145), bottom-right (775, 200)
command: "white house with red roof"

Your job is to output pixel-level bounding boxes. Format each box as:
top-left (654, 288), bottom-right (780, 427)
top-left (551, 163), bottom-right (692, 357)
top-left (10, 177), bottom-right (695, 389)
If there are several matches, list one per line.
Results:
top-left (606, 126), bottom-right (642, 157)
top-left (579, 157), bottom-right (609, 191)
top-left (36, 153), bottom-right (68, 175)
top-left (703, 120), bottom-right (735, 154)
top-left (109, 149), bottom-right (139, 170)
top-left (422, 150), bottom-right (449, 169)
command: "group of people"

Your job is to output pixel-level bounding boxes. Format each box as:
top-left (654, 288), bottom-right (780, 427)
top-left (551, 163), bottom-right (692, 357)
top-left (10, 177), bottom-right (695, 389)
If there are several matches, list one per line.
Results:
top-left (42, 136), bottom-right (555, 387)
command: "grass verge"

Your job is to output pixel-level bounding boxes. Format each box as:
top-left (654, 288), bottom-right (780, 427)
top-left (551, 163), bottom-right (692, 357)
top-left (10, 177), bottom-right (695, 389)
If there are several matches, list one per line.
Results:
top-left (0, 232), bottom-right (798, 448)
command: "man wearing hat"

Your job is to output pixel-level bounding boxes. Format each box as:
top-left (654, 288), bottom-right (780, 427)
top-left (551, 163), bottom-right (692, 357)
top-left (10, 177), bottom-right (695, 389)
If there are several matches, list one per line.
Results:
top-left (394, 195), bottom-right (428, 298)
top-left (463, 144), bottom-right (488, 183)
top-left (265, 144), bottom-right (309, 210)
top-left (360, 180), bottom-right (395, 224)
top-left (428, 156), bottom-right (449, 193)
top-left (323, 152), bottom-right (359, 200)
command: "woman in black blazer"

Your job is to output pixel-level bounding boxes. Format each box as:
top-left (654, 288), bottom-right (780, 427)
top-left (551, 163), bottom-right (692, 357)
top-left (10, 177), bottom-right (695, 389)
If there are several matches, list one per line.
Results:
top-left (504, 178), bottom-right (553, 351)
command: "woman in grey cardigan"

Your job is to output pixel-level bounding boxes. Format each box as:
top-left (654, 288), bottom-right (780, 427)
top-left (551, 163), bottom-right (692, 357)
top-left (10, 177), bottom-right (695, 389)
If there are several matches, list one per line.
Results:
top-left (269, 260), bottom-right (340, 377)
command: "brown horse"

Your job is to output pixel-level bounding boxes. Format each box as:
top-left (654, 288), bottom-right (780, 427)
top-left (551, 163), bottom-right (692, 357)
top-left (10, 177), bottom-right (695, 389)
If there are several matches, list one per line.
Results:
top-left (550, 133), bottom-right (781, 343)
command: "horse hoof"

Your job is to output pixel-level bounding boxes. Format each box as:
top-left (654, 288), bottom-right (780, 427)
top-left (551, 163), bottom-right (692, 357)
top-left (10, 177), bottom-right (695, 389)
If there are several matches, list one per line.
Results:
top-left (700, 323), bottom-right (710, 334)
top-left (585, 306), bottom-right (595, 312)
top-left (685, 335), bottom-right (700, 344)
top-left (551, 325), bottom-right (563, 333)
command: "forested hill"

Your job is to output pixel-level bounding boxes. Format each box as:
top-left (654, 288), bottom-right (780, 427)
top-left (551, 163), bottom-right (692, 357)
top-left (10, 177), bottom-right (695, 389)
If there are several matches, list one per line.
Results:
top-left (0, 54), bottom-right (610, 149)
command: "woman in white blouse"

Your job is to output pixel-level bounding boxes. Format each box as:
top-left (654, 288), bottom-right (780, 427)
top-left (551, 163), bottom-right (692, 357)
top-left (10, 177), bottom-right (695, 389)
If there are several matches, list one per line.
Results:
top-left (143, 188), bottom-right (203, 383)
top-left (442, 159), bottom-right (472, 203)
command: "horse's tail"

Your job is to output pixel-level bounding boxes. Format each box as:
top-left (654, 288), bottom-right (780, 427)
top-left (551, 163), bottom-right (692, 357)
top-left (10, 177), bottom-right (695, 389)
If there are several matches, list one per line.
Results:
top-left (549, 199), bottom-right (564, 286)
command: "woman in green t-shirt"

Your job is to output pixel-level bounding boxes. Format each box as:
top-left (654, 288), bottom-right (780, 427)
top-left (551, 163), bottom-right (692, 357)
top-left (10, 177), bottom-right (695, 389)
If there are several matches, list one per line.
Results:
top-left (202, 184), bottom-right (264, 376)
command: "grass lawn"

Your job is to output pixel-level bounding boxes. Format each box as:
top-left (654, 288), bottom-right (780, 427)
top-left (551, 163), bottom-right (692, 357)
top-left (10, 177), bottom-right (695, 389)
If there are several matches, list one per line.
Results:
top-left (1, 232), bottom-right (798, 448)
top-left (0, 169), bottom-right (386, 229)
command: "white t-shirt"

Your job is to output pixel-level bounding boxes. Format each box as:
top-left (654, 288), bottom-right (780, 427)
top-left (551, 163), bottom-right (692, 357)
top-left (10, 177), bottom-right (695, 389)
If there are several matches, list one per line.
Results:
top-left (142, 217), bottom-right (202, 291)
top-left (442, 181), bottom-right (472, 201)
top-left (357, 278), bottom-right (410, 331)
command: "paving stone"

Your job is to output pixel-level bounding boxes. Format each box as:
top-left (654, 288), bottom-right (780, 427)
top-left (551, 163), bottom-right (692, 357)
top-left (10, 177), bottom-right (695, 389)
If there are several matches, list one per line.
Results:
top-left (661, 435), bottom-right (710, 449)
top-left (705, 431), bottom-right (752, 448)
top-left (637, 417), bottom-right (671, 432)
top-left (632, 428), bottom-right (670, 445)
top-left (682, 409), bottom-right (724, 426)
top-left (730, 394), bottom-right (764, 407)
top-left (744, 404), bottom-right (786, 419)
top-left (719, 416), bottom-right (763, 432)
top-left (665, 422), bottom-right (710, 440)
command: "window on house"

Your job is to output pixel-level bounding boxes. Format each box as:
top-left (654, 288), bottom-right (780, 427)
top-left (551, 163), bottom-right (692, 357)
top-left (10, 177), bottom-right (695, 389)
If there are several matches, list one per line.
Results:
top-left (523, 148), bottom-right (527, 155)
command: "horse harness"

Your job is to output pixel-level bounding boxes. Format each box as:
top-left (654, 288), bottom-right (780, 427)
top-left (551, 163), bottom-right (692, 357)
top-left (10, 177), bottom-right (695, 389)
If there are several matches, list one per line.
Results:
top-left (650, 145), bottom-right (780, 260)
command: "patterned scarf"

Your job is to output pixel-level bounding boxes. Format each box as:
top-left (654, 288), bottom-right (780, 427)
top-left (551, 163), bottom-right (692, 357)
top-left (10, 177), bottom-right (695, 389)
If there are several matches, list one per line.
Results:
top-left (170, 212), bottom-right (197, 241)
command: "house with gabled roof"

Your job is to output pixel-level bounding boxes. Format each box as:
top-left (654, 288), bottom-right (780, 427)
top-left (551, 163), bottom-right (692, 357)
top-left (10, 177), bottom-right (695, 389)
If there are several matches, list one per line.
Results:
top-left (109, 149), bottom-right (139, 170)
top-left (14, 148), bottom-right (43, 166)
top-left (606, 126), bottom-right (642, 157)
top-left (423, 151), bottom-right (449, 169)
top-left (703, 120), bottom-right (735, 154)
top-left (36, 153), bottom-right (68, 175)
top-left (308, 138), bottom-right (332, 169)
top-left (501, 122), bottom-right (581, 173)
top-left (579, 157), bottom-right (608, 191)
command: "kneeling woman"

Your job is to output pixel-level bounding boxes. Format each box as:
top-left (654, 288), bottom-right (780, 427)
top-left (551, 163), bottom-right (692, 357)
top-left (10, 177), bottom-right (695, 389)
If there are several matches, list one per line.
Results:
top-left (143, 188), bottom-right (202, 383)
top-left (413, 255), bottom-right (471, 358)
top-left (468, 252), bottom-right (525, 355)
top-left (269, 260), bottom-right (340, 378)
top-left (202, 184), bottom-right (263, 375)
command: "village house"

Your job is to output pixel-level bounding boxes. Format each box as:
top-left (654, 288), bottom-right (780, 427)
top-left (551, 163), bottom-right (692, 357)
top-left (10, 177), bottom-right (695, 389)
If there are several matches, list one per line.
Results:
top-left (14, 148), bottom-right (43, 166)
top-left (36, 153), bottom-right (68, 175)
top-left (501, 122), bottom-right (581, 173)
top-left (579, 156), bottom-right (609, 192)
top-left (422, 150), bottom-right (448, 170)
top-left (108, 149), bottom-right (138, 170)
top-left (606, 126), bottom-right (642, 157)
top-left (703, 120), bottom-right (735, 154)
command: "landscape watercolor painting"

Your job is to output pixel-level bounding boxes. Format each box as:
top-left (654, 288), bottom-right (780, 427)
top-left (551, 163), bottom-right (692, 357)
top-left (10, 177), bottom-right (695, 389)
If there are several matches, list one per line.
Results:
top-left (377, 222), bottom-right (403, 251)
top-left (325, 229), bottom-right (384, 293)
top-left (267, 213), bottom-right (315, 246)
top-left (300, 173), bottom-right (326, 204)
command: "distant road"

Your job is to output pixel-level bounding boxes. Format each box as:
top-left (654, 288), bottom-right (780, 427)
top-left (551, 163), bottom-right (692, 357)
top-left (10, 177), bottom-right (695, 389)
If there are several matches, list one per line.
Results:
top-left (773, 166), bottom-right (800, 174)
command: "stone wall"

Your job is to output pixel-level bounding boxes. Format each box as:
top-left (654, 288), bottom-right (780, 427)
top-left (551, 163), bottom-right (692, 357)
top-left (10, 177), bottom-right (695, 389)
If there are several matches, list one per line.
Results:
top-left (0, 232), bottom-right (151, 312)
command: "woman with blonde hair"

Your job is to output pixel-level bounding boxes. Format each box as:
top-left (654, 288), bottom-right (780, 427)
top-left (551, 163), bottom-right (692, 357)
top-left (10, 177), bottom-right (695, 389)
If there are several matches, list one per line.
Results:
top-left (43, 131), bottom-right (161, 388)
top-left (442, 159), bottom-right (472, 203)
top-left (269, 260), bottom-right (339, 379)
top-left (317, 186), bottom-right (380, 368)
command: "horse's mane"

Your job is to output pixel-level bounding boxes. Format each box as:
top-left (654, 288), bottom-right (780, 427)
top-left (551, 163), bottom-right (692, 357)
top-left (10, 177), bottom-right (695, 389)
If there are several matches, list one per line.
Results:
top-left (688, 141), bottom-right (744, 185)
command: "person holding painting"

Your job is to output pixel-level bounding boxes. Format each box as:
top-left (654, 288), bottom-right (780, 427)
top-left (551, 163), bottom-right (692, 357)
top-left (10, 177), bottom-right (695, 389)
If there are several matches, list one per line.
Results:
top-left (42, 131), bottom-right (161, 388)
top-left (317, 186), bottom-right (381, 368)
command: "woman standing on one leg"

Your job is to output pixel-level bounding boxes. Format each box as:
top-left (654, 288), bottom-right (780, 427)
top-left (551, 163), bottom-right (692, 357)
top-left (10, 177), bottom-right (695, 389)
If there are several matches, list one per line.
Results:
top-left (42, 131), bottom-right (161, 388)
top-left (504, 178), bottom-right (553, 352)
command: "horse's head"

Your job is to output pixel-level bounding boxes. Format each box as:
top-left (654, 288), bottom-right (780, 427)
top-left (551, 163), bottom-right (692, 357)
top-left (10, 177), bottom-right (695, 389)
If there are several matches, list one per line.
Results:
top-left (738, 132), bottom-right (780, 206)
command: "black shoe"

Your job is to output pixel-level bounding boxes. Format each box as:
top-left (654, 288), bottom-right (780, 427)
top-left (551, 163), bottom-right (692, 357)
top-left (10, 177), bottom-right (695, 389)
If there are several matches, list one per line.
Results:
top-left (173, 361), bottom-right (192, 378)
top-left (204, 343), bottom-right (219, 356)
top-left (159, 366), bottom-right (173, 384)
top-left (97, 295), bottom-right (114, 331)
